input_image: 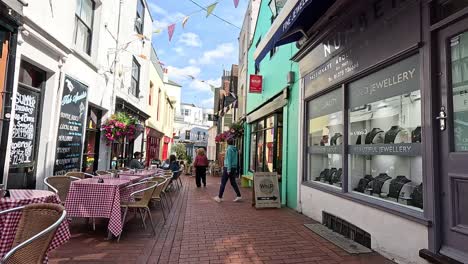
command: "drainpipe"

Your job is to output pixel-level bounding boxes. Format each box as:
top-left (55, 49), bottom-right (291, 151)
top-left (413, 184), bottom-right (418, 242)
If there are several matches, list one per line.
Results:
top-left (108, 0), bottom-right (123, 168)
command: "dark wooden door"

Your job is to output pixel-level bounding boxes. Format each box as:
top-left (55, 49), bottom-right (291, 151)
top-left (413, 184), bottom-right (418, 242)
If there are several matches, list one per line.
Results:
top-left (437, 17), bottom-right (468, 263)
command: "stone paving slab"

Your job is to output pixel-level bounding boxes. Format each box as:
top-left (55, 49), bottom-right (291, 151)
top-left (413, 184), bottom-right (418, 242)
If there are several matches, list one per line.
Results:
top-left (49, 175), bottom-right (394, 264)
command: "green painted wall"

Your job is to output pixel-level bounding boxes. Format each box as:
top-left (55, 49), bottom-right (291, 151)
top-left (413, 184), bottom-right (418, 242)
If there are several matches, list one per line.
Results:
top-left (243, 0), bottom-right (300, 209)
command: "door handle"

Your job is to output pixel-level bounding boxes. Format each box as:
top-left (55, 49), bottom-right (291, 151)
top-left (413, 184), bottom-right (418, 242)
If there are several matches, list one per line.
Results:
top-left (436, 106), bottom-right (447, 131)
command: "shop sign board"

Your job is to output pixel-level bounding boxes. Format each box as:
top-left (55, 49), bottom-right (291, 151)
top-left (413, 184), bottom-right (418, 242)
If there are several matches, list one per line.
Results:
top-left (54, 76), bottom-right (88, 175)
top-left (303, 0), bottom-right (420, 97)
top-left (249, 75), bottom-right (263, 93)
top-left (9, 86), bottom-right (39, 167)
top-left (253, 172), bottom-right (281, 209)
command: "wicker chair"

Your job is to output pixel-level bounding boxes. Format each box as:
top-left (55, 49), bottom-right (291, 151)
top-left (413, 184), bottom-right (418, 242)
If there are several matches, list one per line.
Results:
top-left (65, 172), bottom-right (94, 179)
top-left (118, 181), bottom-right (160, 241)
top-left (141, 177), bottom-right (169, 221)
top-left (119, 167), bottom-right (130, 171)
top-left (0, 203), bottom-right (66, 264)
top-left (43, 176), bottom-right (80, 203)
top-left (171, 170), bottom-right (183, 190)
top-left (95, 170), bottom-right (109, 176)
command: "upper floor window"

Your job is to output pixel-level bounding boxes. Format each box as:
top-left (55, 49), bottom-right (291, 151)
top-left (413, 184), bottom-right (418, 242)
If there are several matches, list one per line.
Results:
top-left (74, 0), bottom-right (94, 55)
top-left (185, 130), bottom-right (190, 140)
top-left (149, 82), bottom-right (153, 105)
top-left (183, 109), bottom-right (190, 116)
top-left (130, 58), bottom-right (140, 97)
top-left (197, 131), bottom-right (201, 140)
top-left (135, 0), bottom-right (145, 34)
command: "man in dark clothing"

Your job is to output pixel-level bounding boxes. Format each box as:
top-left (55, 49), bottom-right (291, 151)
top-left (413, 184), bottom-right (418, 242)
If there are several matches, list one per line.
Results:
top-left (129, 152), bottom-right (145, 169)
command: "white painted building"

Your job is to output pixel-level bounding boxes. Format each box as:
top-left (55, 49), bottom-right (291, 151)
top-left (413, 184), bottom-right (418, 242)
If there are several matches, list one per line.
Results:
top-left (2, 0), bottom-right (153, 189)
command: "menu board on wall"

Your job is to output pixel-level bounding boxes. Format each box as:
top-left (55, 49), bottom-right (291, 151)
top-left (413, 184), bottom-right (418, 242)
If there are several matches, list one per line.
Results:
top-left (54, 76), bottom-right (88, 175)
top-left (9, 86), bottom-right (39, 167)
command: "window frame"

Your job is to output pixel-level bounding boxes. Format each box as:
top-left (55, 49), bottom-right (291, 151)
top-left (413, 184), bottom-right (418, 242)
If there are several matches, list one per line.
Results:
top-left (249, 112), bottom-right (283, 173)
top-left (301, 52), bottom-right (428, 223)
top-left (135, 0), bottom-right (145, 34)
top-left (74, 0), bottom-right (94, 55)
top-left (130, 57), bottom-right (140, 98)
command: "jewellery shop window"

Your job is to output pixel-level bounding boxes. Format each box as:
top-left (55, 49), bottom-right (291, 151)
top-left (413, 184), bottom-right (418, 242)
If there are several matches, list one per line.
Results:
top-left (306, 88), bottom-right (343, 189)
top-left (348, 54), bottom-right (423, 211)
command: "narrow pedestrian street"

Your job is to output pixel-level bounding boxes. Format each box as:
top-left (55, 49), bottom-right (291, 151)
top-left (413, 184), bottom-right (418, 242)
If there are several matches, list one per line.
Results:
top-left (49, 175), bottom-right (393, 264)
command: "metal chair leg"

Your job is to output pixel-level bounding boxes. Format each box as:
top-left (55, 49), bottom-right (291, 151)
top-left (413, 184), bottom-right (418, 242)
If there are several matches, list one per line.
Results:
top-left (146, 207), bottom-right (156, 235)
top-left (138, 208), bottom-right (147, 230)
top-left (118, 207), bottom-right (129, 242)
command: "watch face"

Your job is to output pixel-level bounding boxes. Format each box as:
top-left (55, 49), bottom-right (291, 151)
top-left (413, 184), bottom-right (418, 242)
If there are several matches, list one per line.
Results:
top-left (372, 132), bottom-right (385, 144)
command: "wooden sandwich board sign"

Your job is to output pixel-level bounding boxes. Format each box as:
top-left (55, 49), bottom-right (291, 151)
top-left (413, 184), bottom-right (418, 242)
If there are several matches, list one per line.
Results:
top-left (253, 172), bottom-right (281, 209)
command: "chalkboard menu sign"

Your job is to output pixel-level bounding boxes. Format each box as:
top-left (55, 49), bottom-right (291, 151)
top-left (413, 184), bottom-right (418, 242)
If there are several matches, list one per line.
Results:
top-left (54, 76), bottom-right (88, 175)
top-left (9, 86), bottom-right (40, 167)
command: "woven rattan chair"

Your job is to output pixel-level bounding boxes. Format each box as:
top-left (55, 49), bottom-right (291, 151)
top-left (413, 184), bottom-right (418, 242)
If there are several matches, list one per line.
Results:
top-left (141, 177), bottom-right (169, 221)
top-left (95, 170), bottom-right (109, 176)
top-left (65, 172), bottom-right (94, 179)
top-left (0, 203), bottom-right (66, 264)
top-left (119, 167), bottom-right (130, 171)
top-left (44, 176), bottom-right (80, 203)
top-left (118, 181), bottom-right (160, 241)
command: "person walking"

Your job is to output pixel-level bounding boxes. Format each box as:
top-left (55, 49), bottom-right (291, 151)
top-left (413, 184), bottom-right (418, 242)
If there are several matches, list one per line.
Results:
top-left (214, 138), bottom-right (242, 202)
top-left (193, 148), bottom-right (209, 187)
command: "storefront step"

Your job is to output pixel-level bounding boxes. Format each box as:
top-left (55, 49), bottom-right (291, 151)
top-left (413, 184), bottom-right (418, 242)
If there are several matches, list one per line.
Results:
top-left (419, 249), bottom-right (463, 264)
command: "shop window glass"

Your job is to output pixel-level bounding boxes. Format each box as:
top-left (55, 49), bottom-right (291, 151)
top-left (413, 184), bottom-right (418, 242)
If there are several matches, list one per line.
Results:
top-left (250, 133), bottom-right (257, 171)
top-left (250, 113), bottom-right (283, 172)
top-left (135, 0), bottom-right (145, 34)
top-left (306, 88), bottom-right (343, 189)
top-left (83, 107), bottom-right (101, 173)
top-left (451, 32), bottom-right (468, 151)
top-left (348, 55), bottom-right (423, 210)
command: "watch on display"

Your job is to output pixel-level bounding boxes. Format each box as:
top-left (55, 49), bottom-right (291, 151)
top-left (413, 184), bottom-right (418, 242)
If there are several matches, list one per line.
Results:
top-left (316, 168), bottom-right (330, 181)
top-left (331, 168), bottom-right (343, 184)
top-left (384, 126), bottom-right (411, 144)
top-left (410, 183), bottom-right (423, 209)
top-left (371, 173), bottom-right (391, 194)
top-left (388, 175), bottom-right (412, 199)
top-left (354, 175), bottom-right (374, 193)
top-left (365, 128), bottom-right (385, 144)
top-left (412, 126), bottom-right (422, 143)
top-left (330, 133), bottom-right (343, 146)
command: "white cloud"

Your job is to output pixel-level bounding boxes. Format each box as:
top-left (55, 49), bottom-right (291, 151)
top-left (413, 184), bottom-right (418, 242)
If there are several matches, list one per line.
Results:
top-left (166, 65), bottom-right (201, 82)
top-left (173, 47), bottom-right (185, 56)
top-left (189, 78), bottom-right (221, 92)
top-left (198, 43), bottom-right (235, 64)
top-left (148, 2), bottom-right (185, 31)
top-left (178, 32), bottom-right (202, 47)
top-left (189, 59), bottom-right (197, 65)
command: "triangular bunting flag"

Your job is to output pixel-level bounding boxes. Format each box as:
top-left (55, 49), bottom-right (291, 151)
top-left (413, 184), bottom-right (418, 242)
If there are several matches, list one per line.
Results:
top-left (168, 24), bottom-right (176, 41)
top-left (182, 16), bottom-right (189, 28)
top-left (206, 2), bottom-right (218, 17)
top-left (233, 0), bottom-right (239, 8)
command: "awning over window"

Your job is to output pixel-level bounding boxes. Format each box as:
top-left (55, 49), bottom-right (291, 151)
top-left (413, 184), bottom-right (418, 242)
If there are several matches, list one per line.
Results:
top-left (253, 0), bottom-right (335, 67)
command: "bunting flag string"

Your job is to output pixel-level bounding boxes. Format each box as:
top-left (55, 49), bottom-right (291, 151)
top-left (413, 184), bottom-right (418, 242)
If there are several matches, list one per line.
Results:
top-left (182, 16), bottom-right (190, 28)
top-left (206, 2), bottom-right (218, 17)
top-left (168, 24), bottom-right (176, 42)
top-left (152, 0), bottom-right (241, 41)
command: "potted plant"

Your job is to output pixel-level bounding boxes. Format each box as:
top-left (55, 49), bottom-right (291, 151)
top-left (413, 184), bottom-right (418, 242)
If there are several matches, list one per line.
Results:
top-left (101, 112), bottom-right (143, 145)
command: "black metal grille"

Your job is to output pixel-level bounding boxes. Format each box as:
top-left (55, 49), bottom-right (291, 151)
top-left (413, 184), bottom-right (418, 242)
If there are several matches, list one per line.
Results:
top-left (322, 211), bottom-right (371, 249)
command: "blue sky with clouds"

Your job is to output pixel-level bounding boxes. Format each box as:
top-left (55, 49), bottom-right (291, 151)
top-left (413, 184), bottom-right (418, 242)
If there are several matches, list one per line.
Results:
top-left (147, 0), bottom-right (248, 109)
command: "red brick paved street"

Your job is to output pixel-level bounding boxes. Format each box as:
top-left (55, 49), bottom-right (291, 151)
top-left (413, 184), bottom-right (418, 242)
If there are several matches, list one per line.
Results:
top-left (49, 175), bottom-right (394, 264)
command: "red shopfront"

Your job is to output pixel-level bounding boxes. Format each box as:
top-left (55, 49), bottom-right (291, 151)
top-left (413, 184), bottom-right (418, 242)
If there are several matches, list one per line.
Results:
top-left (162, 136), bottom-right (171, 160)
top-left (146, 127), bottom-right (163, 167)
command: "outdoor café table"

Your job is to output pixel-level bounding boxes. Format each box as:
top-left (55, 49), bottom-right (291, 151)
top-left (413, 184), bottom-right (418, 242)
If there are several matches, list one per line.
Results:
top-left (95, 174), bottom-right (146, 183)
top-left (119, 169), bottom-right (163, 178)
top-left (65, 178), bottom-right (135, 237)
top-left (0, 189), bottom-right (71, 259)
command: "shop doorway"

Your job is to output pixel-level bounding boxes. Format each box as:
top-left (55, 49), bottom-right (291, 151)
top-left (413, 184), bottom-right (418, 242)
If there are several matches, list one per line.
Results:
top-left (436, 16), bottom-right (468, 263)
top-left (8, 61), bottom-right (45, 189)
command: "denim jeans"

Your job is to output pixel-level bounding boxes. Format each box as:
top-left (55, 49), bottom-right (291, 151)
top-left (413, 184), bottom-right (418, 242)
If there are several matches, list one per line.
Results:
top-left (218, 167), bottom-right (241, 198)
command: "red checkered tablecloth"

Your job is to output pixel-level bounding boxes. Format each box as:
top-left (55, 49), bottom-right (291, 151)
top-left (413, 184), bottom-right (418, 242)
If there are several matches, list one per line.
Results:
top-left (119, 169), bottom-right (163, 177)
top-left (0, 189), bottom-right (71, 260)
top-left (65, 178), bottom-right (134, 237)
top-left (96, 174), bottom-right (146, 183)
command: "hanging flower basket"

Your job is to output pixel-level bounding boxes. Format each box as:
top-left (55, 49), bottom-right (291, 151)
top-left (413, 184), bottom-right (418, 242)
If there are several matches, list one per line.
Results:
top-left (215, 122), bottom-right (243, 143)
top-left (101, 112), bottom-right (143, 145)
